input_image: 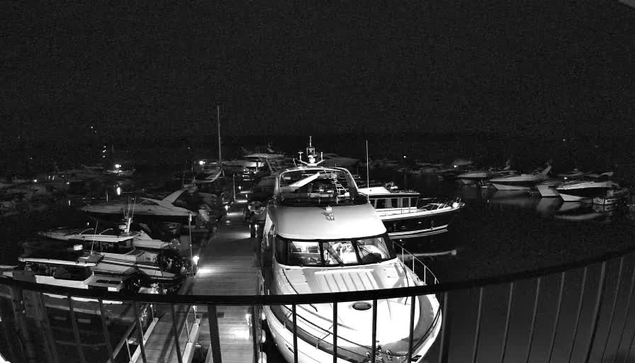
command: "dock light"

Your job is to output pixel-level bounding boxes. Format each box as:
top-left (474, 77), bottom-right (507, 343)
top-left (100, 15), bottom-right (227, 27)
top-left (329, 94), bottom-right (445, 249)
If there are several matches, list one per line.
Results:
top-left (192, 255), bottom-right (200, 265)
top-left (225, 204), bottom-right (230, 211)
top-left (116, 186), bottom-right (122, 196)
top-left (199, 160), bottom-right (205, 166)
top-left (452, 202), bottom-right (459, 209)
top-left (73, 244), bottom-right (83, 251)
top-left (114, 163), bottom-right (121, 169)
top-left (32, 179), bottom-right (37, 183)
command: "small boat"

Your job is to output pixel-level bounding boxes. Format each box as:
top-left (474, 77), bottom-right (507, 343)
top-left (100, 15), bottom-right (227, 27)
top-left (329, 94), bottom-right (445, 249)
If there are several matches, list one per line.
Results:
top-left (260, 137), bottom-right (442, 363)
top-left (556, 179), bottom-right (617, 202)
top-left (359, 183), bottom-right (464, 239)
top-left (593, 186), bottom-right (629, 207)
top-left (457, 160), bottom-right (515, 186)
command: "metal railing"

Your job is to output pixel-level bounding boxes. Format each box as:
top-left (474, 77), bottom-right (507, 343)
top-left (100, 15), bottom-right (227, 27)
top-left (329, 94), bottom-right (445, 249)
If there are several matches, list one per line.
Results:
top-left (2, 244), bottom-right (635, 363)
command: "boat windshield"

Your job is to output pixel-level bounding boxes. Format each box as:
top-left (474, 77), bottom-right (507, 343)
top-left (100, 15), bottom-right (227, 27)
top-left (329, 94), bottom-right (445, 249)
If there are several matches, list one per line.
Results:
top-left (276, 235), bottom-right (396, 266)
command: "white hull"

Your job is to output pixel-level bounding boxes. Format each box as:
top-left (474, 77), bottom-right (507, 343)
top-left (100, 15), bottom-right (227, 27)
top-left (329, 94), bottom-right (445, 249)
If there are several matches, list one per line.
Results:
top-left (558, 193), bottom-right (589, 202)
top-left (536, 184), bottom-right (560, 197)
top-left (389, 227), bottom-right (448, 239)
top-left (490, 183), bottom-right (532, 191)
top-left (263, 297), bottom-right (441, 363)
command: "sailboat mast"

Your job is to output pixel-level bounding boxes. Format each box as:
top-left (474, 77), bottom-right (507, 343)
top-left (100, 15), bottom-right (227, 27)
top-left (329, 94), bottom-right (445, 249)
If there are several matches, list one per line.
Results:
top-left (217, 105), bottom-right (222, 165)
top-left (365, 140), bottom-right (370, 188)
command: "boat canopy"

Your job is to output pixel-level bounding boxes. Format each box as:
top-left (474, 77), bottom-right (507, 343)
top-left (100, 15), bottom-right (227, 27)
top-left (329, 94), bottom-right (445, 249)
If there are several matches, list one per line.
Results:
top-left (272, 203), bottom-right (386, 240)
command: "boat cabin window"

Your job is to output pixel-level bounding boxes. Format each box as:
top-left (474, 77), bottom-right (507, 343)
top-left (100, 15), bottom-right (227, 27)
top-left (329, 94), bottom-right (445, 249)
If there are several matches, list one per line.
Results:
top-left (26, 263), bottom-right (91, 281)
top-left (402, 198), bottom-right (410, 208)
top-left (53, 265), bottom-right (91, 280)
top-left (390, 198), bottom-right (399, 208)
top-left (275, 235), bottom-right (396, 266)
top-left (91, 239), bottom-right (134, 254)
top-left (375, 199), bottom-right (386, 209)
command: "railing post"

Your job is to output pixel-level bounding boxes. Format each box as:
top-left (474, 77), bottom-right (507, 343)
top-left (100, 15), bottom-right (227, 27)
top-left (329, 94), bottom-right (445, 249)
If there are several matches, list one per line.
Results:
top-left (292, 304), bottom-right (298, 363)
top-left (170, 304), bottom-right (184, 363)
top-left (98, 298), bottom-right (115, 363)
top-left (499, 282), bottom-right (514, 363)
top-left (612, 267), bottom-right (635, 363)
top-left (438, 292), bottom-right (451, 363)
top-left (472, 287), bottom-right (484, 363)
top-left (583, 261), bottom-right (608, 363)
top-left (66, 293), bottom-right (86, 363)
top-left (599, 257), bottom-right (624, 362)
top-left (567, 266), bottom-right (588, 363)
top-left (207, 304), bottom-right (223, 363)
top-left (332, 302), bottom-right (338, 363)
top-left (524, 277), bottom-right (542, 363)
top-left (547, 272), bottom-right (566, 363)
top-left (133, 301), bottom-right (148, 363)
top-left (407, 294), bottom-right (416, 362)
top-left (371, 298), bottom-right (378, 363)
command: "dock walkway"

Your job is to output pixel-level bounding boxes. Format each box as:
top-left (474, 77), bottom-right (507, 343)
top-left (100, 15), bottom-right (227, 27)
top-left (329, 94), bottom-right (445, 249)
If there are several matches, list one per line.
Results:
top-left (140, 209), bottom-right (260, 363)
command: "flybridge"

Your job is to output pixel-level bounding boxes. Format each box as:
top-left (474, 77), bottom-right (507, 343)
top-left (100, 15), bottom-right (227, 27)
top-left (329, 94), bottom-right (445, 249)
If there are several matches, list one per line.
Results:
top-left (274, 137), bottom-right (367, 206)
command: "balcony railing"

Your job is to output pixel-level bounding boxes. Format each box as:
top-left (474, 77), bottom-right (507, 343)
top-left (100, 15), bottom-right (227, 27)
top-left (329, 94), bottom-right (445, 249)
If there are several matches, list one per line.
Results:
top-left (2, 243), bottom-right (635, 363)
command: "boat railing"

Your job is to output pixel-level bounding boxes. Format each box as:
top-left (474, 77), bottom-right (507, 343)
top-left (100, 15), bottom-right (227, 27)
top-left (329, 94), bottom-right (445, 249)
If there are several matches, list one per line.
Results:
top-left (392, 241), bottom-right (440, 286)
top-left (4, 242), bottom-right (635, 363)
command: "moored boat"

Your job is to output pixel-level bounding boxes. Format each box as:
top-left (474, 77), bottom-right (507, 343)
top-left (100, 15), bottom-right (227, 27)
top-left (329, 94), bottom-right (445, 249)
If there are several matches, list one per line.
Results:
top-left (260, 138), bottom-right (442, 363)
top-left (358, 184), bottom-right (464, 239)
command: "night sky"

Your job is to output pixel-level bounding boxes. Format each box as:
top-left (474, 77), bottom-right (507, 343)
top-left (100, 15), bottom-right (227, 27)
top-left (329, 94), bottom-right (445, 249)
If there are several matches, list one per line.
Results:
top-left (2, 1), bottom-right (635, 142)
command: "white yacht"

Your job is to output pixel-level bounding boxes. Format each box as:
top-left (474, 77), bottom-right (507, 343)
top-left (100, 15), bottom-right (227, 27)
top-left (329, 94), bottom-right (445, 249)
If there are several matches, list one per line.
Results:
top-left (489, 165), bottom-right (552, 191)
top-left (456, 160), bottom-right (515, 186)
top-left (260, 138), bottom-right (441, 363)
top-left (556, 178), bottom-right (618, 202)
top-left (32, 222), bottom-right (188, 289)
top-left (358, 184), bottom-right (464, 239)
top-left (80, 187), bottom-right (202, 223)
top-left (2, 247), bottom-right (148, 303)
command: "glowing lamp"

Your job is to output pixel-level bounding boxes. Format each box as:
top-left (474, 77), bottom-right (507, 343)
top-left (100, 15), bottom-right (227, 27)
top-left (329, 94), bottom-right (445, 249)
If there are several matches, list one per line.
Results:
top-left (114, 163), bottom-right (121, 169)
top-left (192, 255), bottom-right (200, 265)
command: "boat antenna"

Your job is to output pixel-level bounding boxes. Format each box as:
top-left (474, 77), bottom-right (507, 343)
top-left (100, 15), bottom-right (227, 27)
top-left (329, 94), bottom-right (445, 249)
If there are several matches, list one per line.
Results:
top-left (217, 105), bottom-right (222, 167)
top-left (365, 139), bottom-right (370, 188)
top-left (297, 136), bottom-right (324, 167)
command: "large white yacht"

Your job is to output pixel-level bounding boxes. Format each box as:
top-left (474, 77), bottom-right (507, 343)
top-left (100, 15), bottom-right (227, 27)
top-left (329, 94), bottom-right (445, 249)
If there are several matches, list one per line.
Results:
top-left (260, 138), bottom-right (442, 363)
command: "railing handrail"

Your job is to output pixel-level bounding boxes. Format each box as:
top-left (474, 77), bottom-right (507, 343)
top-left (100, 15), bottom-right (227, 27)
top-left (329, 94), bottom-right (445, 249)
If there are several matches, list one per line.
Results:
top-left (2, 237), bottom-right (635, 305)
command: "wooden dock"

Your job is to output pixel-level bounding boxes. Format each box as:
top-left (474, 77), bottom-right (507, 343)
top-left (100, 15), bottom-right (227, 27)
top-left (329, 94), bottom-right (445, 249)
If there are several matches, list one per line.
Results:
top-left (139, 207), bottom-right (260, 363)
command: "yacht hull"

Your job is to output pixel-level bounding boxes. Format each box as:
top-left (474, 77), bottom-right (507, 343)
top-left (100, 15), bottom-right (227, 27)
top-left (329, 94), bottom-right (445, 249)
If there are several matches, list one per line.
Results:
top-left (381, 209), bottom-right (456, 239)
top-left (490, 183), bottom-right (533, 191)
top-left (263, 295), bottom-right (442, 363)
